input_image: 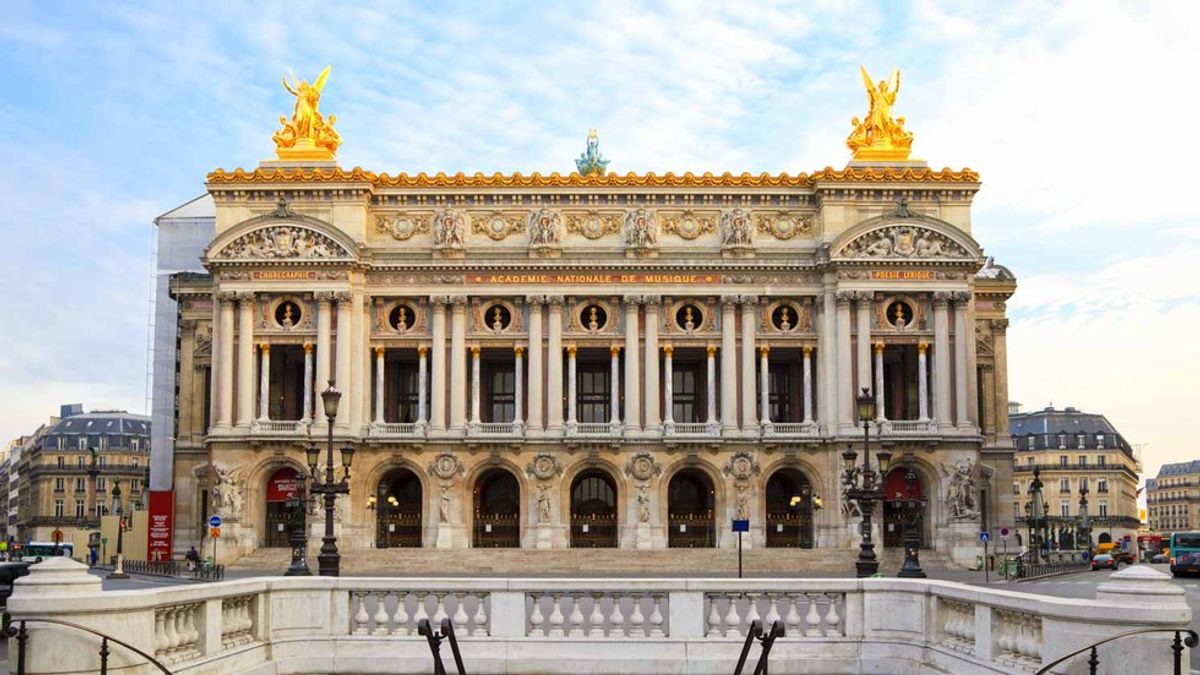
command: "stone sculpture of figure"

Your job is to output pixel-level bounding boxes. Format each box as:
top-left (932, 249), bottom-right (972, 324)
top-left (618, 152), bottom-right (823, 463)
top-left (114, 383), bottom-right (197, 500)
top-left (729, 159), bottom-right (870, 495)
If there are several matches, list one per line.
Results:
top-left (941, 459), bottom-right (980, 519)
top-left (212, 466), bottom-right (244, 520)
top-left (915, 233), bottom-right (944, 257)
top-left (841, 469), bottom-right (862, 519)
top-left (439, 484), bottom-right (451, 524)
top-left (529, 209), bottom-right (562, 247)
top-left (625, 209), bottom-right (658, 252)
top-left (575, 129), bottom-right (610, 176)
top-left (735, 484), bottom-right (750, 520)
top-left (636, 484), bottom-right (651, 524)
top-left (720, 209), bottom-right (753, 248)
top-left (434, 211), bottom-right (466, 250)
top-left (537, 484), bottom-right (552, 524)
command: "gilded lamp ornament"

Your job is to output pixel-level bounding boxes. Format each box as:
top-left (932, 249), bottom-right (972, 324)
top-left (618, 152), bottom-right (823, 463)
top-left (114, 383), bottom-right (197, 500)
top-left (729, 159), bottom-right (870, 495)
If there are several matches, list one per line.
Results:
top-left (273, 66), bottom-right (342, 161)
top-left (846, 66), bottom-right (915, 162)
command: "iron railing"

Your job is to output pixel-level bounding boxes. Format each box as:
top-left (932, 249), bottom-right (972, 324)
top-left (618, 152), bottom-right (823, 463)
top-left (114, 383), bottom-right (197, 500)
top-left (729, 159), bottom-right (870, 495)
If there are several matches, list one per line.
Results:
top-left (1, 611), bottom-right (173, 675)
top-left (1034, 628), bottom-right (1198, 675)
top-left (105, 558), bottom-right (225, 581)
top-left (734, 619), bottom-right (785, 675)
top-left (1012, 552), bottom-right (1089, 579)
top-left (418, 617), bottom-right (466, 675)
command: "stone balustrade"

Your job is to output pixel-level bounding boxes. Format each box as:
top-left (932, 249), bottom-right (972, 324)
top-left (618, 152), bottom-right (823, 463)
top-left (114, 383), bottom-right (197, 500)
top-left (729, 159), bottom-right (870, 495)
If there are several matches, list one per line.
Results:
top-left (6, 559), bottom-right (1192, 674)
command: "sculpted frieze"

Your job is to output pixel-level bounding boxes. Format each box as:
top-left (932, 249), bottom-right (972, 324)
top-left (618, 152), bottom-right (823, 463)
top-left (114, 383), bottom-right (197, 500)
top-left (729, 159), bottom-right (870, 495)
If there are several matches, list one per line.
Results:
top-left (661, 210), bottom-right (717, 240)
top-left (528, 208), bottom-right (563, 249)
top-left (624, 207), bottom-right (659, 255)
top-left (471, 211), bottom-right (525, 241)
top-left (840, 224), bottom-right (970, 259)
top-left (215, 225), bottom-right (350, 260)
top-left (375, 212), bottom-right (431, 241)
top-left (566, 211), bottom-right (621, 240)
top-left (756, 211), bottom-right (812, 240)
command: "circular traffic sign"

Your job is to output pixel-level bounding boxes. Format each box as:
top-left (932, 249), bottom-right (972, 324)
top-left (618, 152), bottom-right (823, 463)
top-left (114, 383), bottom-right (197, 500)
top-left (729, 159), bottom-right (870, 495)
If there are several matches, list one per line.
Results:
top-left (209, 515), bottom-right (222, 528)
top-left (1000, 527), bottom-right (1011, 538)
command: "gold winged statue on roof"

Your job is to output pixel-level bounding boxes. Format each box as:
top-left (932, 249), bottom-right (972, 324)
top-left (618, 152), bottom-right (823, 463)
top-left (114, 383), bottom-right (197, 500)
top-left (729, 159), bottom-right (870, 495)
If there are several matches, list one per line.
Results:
top-left (846, 65), bottom-right (914, 162)
top-left (273, 65), bottom-right (341, 160)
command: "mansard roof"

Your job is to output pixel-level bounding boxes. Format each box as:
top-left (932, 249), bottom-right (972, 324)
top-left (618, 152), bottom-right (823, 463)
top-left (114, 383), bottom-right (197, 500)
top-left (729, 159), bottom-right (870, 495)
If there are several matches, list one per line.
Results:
top-left (1158, 460), bottom-right (1200, 478)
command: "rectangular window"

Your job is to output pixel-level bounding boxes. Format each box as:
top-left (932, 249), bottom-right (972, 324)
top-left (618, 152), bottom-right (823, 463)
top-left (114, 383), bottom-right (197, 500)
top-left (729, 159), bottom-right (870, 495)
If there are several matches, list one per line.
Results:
top-left (1098, 479), bottom-right (1108, 493)
top-left (54, 477), bottom-right (64, 492)
top-left (485, 362), bottom-right (516, 424)
top-left (1061, 502), bottom-right (1070, 517)
top-left (97, 477), bottom-right (107, 491)
top-left (1096, 434), bottom-right (1105, 449)
top-left (1060, 478), bottom-right (1070, 492)
top-left (1012, 482), bottom-right (1020, 495)
top-left (1058, 433), bottom-right (1067, 448)
top-left (56, 456), bottom-right (64, 468)
top-left (77, 456), bottom-right (85, 468)
top-left (54, 499), bottom-right (64, 518)
top-left (387, 361), bottom-right (420, 423)
top-left (1080, 477), bottom-right (1088, 490)
top-left (75, 500), bottom-right (85, 518)
top-left (1027, 436), bottom-right (1036, 450)
top-left (1059, 455), bottom-right (1068, 467)
top-left (96, 504), bottom-right (107, 517)
top-left (671, 361), bottom-right (705, 424)
top-left (131, 438), bottom-right (140, 452)
top-left (99, 436), bottom-right (108, 450)
top-left (1097, 455), bottom-right (1106, 468)
top-left (1078, 456), bottom-right (1088, 467)
top-left (77, 436), bottom-right (87, 450)
top-left (578, 363), bottom-right (611, 424)
top-left (767, 363), bottom-right (793, 423)
top-left (132, 458), bottom-right (139, 469)
top-left (1099, 502), bottom-right (1109, 517)
top-left (1077, 433), bottom-right (1086, 448)
top-left (57, 436), bottom-right (65, 450)
top-left (98, 456), bottom-right (107, 468)
top-left (74, 478), bottom-right (85, 491)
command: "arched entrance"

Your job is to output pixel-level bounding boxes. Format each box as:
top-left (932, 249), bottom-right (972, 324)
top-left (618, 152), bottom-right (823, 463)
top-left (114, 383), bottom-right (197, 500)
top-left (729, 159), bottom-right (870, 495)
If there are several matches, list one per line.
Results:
top-left (375, 468), bottom-right (423, 548)
top-left (570, 470), bottom-right (617, 548)
top-left (264, 467), bottom-right (304, 548)
top-left (474, 468), bottom-right (520, 548)
top-left (668, 468), bottom-right (715, 548)
top-left (765, 468), bottom-right (814, 548)
top-left (882, 466), bottom-right (926, 548)
top-left (1098, 532), bottom-right (1112, 545)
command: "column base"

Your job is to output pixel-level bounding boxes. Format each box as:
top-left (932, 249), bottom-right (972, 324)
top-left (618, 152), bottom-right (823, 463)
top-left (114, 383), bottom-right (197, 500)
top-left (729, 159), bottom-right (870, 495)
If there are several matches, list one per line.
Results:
top-left (635, 523), bottom-right (654, 550)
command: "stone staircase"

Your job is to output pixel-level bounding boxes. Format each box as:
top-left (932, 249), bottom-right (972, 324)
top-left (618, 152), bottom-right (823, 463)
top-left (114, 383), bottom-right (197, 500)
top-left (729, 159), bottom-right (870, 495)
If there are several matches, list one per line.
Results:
top-left (230, 545), bottom-right (960, 575)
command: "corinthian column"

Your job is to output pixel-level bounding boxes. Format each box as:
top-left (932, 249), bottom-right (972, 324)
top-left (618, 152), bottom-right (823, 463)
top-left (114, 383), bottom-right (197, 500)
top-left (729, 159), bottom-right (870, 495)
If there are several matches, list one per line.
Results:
top-left (917, 342), bottom-right (930, 422)
top-left (546, 296), bottom-right (565, 433)
top-left (429, 297), bottom-right (447, 432)
top-left (855, 293), bottom-right (873, 406)
top-left (449, 296), bottom-right (467, 434)
top-left (991, 319), bottom-right (1011, 440)
top-left (802, 345), bottom-right (814, 425)
top-left (258, 343), bottom-right (271, 422)
top-left (834, 291), bottom-right (854, 431)
top-left (663, 344), bottom-right (675, 434)
top-left (873, 342), bottom-right (885, 422)
top-left (526, 296), bottom-right (544, 434)
top-left (759, 344), bottom-right (771, 434)
top-left (623, 296), bottom-right (641, 433)
top-left (416, 344), bottom-right (428, 431)
top-left (706, 344), bottom-right (718, 433)
top-left (373, 346), bottom-right (385, 424)
top-left (314, 292), bottom-right (332, 431)
top-left (953, 292), bottom-right (972, 430)
top-left (215, 293), bottom-right (235, 429)
top-left (740, 297), bottom-right (757, 433)
top-left (609, 345), bottom-right (621, 434)
top-left (236, 292), bottom-right (255, 428)
top-left (302, 343), bottom-right (314, 421)
top-left (513, 345), bottom-right (525, 433)
top-left (566, 343), bottom-right (577, 433)
top-left (334, 292), bottom-right (352, 429)
top-left (643, 297), bottom-right (661, 433)
top-left (720, 297), bottom-right (738, 434)
top-left (933, 292), bottom-right (953, 429)
top-left (469, 344), bottom-right (481, 432)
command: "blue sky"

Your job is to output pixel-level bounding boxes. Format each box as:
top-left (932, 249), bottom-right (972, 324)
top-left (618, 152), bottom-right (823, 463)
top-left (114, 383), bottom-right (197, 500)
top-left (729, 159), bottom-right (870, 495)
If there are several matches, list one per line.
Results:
top-left (1, 1), bottom-right (1198, 476)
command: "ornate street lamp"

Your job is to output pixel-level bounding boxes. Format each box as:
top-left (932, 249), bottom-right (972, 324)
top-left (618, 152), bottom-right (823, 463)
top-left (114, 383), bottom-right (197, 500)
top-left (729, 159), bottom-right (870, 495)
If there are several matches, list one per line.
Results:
top-left (284, 471), bottom-right (311, 576)
top-left (897, 467), bottom-right (927, 578)
top-left (308, 382), bottom-right (355, 577)
top-left (841, 388), bottom-right (891, 578)
top-left (1077, 482), bottom-right (1091, 554)
top-left (107, 481), bottom-right (128, 579)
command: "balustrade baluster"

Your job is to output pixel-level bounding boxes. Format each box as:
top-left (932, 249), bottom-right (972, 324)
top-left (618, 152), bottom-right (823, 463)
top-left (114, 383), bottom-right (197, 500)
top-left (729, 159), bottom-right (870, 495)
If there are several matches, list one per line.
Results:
top-left (629, 593), bottom-right (646, 636)
top-left (744, 592), bottom-right (761, 629)
top-left (372, 591), bottom-right (391, 635)
top-left (352, 592), bottom-right (370, 634)
top-left (471, 593), bottom-right (488, 636)
top-left (413, 591), bottom-right (430, 632)
top-left (784, 593), bottom-right (802, 634)
top-left (452, 592), bottom-right (470, 633)
top-left (723, 593), bottom-right (743, 637)
top-left (804, 593), bottom-right (822, 637)
top-left (649, 593), bottom-right (665, 637)
top-left (433, 592), bottom-right (449, 625)
top-left (184, 604), bottom-right (200, 653)
top-left (548, 593), bottom-right (566, 637)
top-left (529, 593), bottom-right (546, 636)
top-left (154, 609), bottom-right (169, 657)
top-left (608, 593), bottom-right (626, 637)
top-left (394, 591), bottom-right (411, 636)
top-left (706, 594), bottom-right (723, 637)
top-left (588, 593), bottom-right (606, 637)
top-left (823, 593), bottom-right (841, 636)
top-left (568, 593), bottom-right (585, 637)
top-left (763, 593), bottom-right (781, 627)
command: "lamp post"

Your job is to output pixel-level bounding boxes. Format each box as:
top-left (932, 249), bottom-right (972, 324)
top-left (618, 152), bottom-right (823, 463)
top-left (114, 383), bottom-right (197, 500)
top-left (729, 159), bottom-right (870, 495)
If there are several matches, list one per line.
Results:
top-left (307, 382), bottom-right (355, 577)
top-left (896, 467), bottom-right (927, 578)
top-left (284, 472), bottom-right (311, 576)
top-left (1077, 483), bottom-right (1091, 554)
top-left (1028, 468), bottom-right (1046, 561)
top-left (107, 481), bottom-right (128, 579)
top-left (841, 388), bottom-right (891, 578)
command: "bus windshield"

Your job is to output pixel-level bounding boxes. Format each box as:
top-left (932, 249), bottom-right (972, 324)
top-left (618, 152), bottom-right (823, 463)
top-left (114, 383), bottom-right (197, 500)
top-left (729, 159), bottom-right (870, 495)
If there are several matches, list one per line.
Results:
top-left (1173, 532), bottom-right (1200, 549)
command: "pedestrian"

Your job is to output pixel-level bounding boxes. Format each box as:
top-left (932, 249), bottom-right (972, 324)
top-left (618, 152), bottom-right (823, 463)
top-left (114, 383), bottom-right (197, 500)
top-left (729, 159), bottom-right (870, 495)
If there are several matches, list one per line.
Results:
top-left (89, 546), bottom-right (98, 566)
top-left (185, 545), bottom-right (200, 572)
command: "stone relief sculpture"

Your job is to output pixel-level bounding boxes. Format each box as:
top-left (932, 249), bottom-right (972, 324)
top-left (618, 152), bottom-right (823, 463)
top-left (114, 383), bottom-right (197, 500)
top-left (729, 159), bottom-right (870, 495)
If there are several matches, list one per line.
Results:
top-left (432, 209), bottom-right (466, 251)
top-left (720, 208), bottom-right (754, 249)
top-left (624, 207), bottom-right (658, 254)
top-left (525, 453), bottom-right (564, 482)
top-left (735, 484), bottom-right (750, 520)
top-left (636, 484), bottom-right (651, 524)
top-left (841, 225), bottom-right (969, 259)
top-left (217, 226), bottom-right (349, 260)
top-left (841, 470), bottom-right (862, 519)
top-left (527, 208), bottom-right (563, 250)
top-left (439, 483), bottom-right (452, 524)
top-left (212, 465), bottom-right (245, 520)
top-left (375, 213), bottom-right (430, 241)
top-left (941, 459), bottom-right (980, 520)
top-left (536, 485), bottom-right (552, 524)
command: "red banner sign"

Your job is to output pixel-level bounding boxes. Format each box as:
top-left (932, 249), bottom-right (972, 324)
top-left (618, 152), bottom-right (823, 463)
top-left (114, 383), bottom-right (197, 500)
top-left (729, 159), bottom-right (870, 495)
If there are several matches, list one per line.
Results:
top-left (147, 491), bottom-right (174, 563)
top-left (267, 467), bottom-right (300, 502)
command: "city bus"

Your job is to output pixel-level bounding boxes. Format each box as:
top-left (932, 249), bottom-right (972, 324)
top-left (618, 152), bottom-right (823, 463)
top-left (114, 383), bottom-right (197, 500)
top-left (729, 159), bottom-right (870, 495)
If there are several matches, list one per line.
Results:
top-left (21, 542), bottom-right (74, 562)
top-left (1169, 532), bottom-right (1200, 577)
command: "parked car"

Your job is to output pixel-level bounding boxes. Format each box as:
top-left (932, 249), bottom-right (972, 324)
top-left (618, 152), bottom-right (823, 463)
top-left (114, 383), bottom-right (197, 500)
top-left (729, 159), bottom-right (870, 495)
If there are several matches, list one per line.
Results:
top-left (1110, 549), bottom-right (1136, 564)
top-left (1151, 553), bottom-right (1169, 564)
top-left (1090, 554), bottom-right (1119, 571)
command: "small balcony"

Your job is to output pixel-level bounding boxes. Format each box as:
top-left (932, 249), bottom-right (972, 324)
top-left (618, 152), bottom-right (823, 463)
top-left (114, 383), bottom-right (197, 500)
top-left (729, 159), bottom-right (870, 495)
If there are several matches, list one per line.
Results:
top-left (762, 421), bottom-right (819, 440)
top-left (468, 421), bottom-right (524, 440)
top-left (566, 421), bottom-right (621, 440)
top-left (368, 422), bottom-right (425, 439)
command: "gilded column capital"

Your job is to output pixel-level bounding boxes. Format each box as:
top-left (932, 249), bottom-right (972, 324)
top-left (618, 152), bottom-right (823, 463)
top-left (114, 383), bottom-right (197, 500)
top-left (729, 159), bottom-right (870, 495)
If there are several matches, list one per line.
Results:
top-left (260, 342), bottom-right (271, 354)
top-left (374, 346), bottom-right (385, 357)
top-left (706, 344), bottom-right (718, 357)
top-left (417, 344), bottom-right (428, 356)
top-left (990, 318), bottom-right (1010, 333)
top-left (610, 344), bottom-right (622, 356)
top-left (470, 344), bottom-right (481, 356)
top-left (917, 342), bottom-right (928, 354)
top-left (802, 345), bottom-right (813, 356)
top-left (662, 344), bottom-right (674, 356)
top-left (758, 343), bottom-right (770, 356)
top-left (514, 345), bottom-right (525, 356)
top-left (566, 343), bottom-right (577, 356)
top-left (303, 343), bottom-right (314, 353)
top-left (873, 341), bottom-right (885, 354)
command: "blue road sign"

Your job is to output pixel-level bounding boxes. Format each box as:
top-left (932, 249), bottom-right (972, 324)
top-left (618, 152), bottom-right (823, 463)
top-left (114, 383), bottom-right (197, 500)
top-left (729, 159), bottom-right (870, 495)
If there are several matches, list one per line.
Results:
top-left (979, 532), bottom-right (991, 543)
top-left (209, 515), bottom-right (223, 528)
top-left (731, 519), bottom-right (750, 533)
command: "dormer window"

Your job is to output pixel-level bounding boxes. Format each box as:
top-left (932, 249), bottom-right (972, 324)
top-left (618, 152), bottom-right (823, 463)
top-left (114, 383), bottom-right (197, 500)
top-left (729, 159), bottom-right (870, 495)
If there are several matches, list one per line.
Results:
top-left (1096, 434), bottom-right (1105, 449)
top-left (1076, 433), bottom-right (1085, 449)
top-left (1027, 436), bottom-right (1036, 450)
top-left (1057, 433), bottom-right (1067, 448)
